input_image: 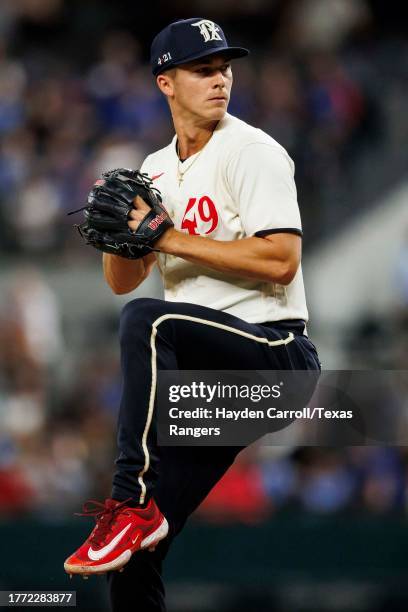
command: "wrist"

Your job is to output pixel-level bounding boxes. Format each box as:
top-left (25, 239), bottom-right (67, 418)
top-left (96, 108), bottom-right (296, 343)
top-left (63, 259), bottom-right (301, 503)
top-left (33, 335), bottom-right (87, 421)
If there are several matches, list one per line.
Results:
top-left (155, 227), bottom-right (178, 253)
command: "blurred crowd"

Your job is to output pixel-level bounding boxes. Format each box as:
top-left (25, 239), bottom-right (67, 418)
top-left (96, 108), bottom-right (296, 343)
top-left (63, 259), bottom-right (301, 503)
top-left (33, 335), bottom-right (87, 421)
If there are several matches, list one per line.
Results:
top-left (0, 267), bottom-right (120, 515)
top-left (0, 0), bottom-right (408, 521)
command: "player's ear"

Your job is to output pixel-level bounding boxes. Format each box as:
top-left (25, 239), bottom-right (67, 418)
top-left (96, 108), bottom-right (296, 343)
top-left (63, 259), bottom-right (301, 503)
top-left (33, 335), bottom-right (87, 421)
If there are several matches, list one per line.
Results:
top-left (156, 70), bottom-right (175, 98)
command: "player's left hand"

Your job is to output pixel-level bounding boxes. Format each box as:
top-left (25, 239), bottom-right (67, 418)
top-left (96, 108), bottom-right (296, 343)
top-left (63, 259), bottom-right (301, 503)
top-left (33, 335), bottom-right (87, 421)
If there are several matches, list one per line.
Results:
top-left (128, 196), bottom-right (153, 230)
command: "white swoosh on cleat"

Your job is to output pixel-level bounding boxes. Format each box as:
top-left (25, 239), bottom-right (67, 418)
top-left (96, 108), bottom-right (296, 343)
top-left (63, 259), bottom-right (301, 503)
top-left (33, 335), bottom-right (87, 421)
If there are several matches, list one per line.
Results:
top-left (88, 523), bottom-right (132, 561)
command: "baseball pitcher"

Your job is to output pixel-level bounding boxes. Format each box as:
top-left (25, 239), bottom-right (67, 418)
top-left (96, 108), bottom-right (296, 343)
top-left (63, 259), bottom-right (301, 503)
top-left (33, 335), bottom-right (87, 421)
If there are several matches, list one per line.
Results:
top-left (64, 17), bottom-right (321, 612)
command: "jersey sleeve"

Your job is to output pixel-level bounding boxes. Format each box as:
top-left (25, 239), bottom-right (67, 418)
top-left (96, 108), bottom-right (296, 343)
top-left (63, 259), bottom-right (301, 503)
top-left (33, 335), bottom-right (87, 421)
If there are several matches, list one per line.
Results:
top-left (140, 154), bottom-right (152, 176)
top-left (226, 142), bottom-right (302, 237)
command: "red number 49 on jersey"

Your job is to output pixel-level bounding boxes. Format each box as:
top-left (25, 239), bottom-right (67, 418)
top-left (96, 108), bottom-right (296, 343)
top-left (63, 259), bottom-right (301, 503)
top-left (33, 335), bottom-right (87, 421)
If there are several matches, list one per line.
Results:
top-left (181, 196), bottom-right (219, 235)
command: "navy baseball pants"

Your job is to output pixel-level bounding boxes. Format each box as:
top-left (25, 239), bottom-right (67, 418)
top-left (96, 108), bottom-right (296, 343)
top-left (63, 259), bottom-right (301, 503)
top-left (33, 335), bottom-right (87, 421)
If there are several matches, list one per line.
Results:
top-left (108, 297), bottom-right (320, 611)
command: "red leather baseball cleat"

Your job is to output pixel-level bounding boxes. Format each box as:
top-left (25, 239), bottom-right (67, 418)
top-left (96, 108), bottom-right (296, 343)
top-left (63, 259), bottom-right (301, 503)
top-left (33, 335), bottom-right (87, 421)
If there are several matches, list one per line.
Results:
top-left (64, 498), bottom-right (168, 575)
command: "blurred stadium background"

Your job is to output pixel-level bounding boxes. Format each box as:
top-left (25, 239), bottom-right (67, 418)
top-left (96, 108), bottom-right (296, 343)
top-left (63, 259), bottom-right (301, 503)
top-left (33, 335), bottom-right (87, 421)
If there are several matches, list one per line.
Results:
top-left (0, 0), bottom-right (407, 610)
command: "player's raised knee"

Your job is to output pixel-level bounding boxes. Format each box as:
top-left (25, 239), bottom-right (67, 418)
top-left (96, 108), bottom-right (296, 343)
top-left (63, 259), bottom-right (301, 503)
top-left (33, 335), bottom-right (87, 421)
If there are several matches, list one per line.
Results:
top-left (119, 298), bottom-right (166, 336)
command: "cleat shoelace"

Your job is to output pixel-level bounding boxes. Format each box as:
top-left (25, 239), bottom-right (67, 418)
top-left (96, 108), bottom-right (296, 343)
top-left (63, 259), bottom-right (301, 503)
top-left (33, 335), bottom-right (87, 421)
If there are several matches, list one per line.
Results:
top-left (75, 498), bottom-right (133, 548)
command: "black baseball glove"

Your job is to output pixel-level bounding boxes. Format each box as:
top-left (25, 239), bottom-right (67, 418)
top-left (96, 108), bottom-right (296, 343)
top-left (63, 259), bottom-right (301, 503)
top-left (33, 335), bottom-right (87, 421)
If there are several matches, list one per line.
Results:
top-left (69, 168), bottom-right (173, 259)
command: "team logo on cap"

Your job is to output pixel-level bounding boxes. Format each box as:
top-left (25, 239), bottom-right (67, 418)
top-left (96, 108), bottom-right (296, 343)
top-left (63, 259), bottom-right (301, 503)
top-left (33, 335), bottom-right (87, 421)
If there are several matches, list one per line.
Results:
top-left (191, 20), bottom-right (222, 43)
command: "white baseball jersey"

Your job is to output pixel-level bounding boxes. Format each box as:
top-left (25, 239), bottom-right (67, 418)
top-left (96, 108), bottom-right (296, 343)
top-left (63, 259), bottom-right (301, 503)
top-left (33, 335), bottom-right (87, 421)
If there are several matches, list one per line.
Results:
top-left (141, 113), bottom-right (309, 324)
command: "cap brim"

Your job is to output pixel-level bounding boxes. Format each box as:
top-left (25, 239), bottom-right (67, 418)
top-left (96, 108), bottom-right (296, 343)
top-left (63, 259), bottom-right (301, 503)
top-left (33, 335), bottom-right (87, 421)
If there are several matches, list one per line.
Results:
top-left (154, 46), bottom-right (249, 75)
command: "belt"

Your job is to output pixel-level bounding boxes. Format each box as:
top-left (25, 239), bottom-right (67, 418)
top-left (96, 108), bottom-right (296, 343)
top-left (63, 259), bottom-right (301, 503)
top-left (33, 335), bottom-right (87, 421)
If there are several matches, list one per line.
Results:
top-left (259, 319), bottom-right (307, 336)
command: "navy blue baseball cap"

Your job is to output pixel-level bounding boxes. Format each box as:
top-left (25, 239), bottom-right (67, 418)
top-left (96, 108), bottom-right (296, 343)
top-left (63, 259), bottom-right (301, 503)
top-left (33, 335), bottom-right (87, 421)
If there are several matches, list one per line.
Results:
top-left (151, 18), bottom-right (249, 77)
